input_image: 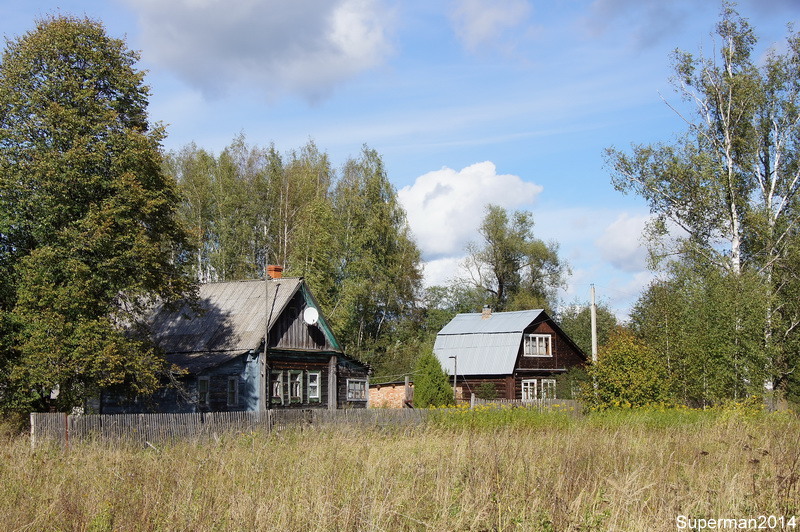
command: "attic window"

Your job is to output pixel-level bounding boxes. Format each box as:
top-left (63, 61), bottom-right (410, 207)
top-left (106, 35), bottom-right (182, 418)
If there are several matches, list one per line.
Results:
top-left (524, 334), bottom-right (552, 357)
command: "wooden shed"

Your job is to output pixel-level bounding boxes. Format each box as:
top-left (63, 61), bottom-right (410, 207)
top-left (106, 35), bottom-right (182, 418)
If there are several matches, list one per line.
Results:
top-left (433, 308), bottom-right (585, 401)
top-left (101, 271), bottom-right (369, 413)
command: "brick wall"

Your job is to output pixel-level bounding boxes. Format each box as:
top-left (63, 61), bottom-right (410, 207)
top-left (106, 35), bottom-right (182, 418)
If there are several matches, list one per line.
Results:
top-left (368, 382), bottom-right (413, 408)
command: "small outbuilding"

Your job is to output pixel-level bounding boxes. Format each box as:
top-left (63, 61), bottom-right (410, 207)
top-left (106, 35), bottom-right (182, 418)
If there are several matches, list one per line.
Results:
top-left (433, 307), bottom-right (585, 401)
top-left (101, 268), bottom-right (369, 413)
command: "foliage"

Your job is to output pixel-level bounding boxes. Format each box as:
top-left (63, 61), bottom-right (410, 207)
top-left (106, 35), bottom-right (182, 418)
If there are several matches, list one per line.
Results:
top-left (631, 262), bottom-right (770, 406)
top-left (557, 301), bottom-right (618, 356)
top-left (413, 351), bottom-right (452, 408)
top-left (555, 366), bottom-right (589, 400)
top-left (461, 204), bottom-right (567, 312)
top-left (583, 329), bottom-right (673, 409)
top-left (0, 16), bottom-right (195, 414)
top-left (168, 140), bottom-right (423, 371)
top-left (474, 382), bottom-right (498, 400)
top-left (606, 4), bottom-right (800, 402)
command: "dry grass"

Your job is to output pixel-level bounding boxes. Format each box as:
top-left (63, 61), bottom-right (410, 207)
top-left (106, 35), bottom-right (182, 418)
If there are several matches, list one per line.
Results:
top-left (1, 409), bottom-right (799, 531)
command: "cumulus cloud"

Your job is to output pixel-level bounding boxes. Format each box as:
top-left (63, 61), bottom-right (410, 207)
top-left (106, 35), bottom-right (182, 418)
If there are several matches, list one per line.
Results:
top-left (125, 0), bottom-right (392, 101)
top-left (449, 0), bottom-right (533, 53)
top-left (596, 213), bottom-right (650, 272)
top-left (398, 162), bottom-right (542, 261)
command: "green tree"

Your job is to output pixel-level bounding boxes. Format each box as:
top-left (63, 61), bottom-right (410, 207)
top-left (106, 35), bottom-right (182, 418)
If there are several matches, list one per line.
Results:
top-left (330, 146), bottom-right (423, 362)
top-left (583, 329), bottom-right (673, 409)
top-left (605, 4), bottom-right (800, 398)
top-left (0, 16), bottom-right (195, 413)
top-left (557, 302), bottom-right (618, 356)
top-left (462, 205), bottom-right (567, 312)
top-left (413, 351), bottom-right (452, 408)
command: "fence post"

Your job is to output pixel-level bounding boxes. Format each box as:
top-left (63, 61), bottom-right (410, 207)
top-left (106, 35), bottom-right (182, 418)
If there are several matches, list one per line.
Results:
top-left (470, 393), bottom-right (476, 410)
top-left (30, 413), bottom-right (35, 451)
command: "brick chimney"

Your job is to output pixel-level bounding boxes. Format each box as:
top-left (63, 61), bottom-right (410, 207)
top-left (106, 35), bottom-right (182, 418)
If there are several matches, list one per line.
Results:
top-left (267, 265), bottom-right (283, 279)
top-left (481, 305), bottom-right (492, 319)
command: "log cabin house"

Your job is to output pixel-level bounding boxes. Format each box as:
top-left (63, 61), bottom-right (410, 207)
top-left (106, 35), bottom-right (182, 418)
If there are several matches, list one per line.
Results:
top-left (100, 267), bottom-right (369, 413)
top-left (433, 307), bottom-right (585, 401)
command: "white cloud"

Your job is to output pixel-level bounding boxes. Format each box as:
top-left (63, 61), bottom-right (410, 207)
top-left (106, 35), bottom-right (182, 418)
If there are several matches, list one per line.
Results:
top-left (449, 0), bottom-right (533, 52)
top-left (126, 0), bottom-right (392, 101)
top-left (398, 162), bottom-right (542, 261)
top-left (421, 256), bottom-right (464, 288)
top-left (596, 213), bottom-right (650, 272)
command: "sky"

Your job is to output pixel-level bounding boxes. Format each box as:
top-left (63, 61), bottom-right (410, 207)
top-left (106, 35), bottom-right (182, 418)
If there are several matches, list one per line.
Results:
top-left (2, 0), bottom-right (799, 319)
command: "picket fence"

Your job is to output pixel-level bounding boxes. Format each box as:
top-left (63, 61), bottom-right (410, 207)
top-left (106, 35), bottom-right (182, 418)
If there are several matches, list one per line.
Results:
top-left (30, 398), bottom-right (580, 448)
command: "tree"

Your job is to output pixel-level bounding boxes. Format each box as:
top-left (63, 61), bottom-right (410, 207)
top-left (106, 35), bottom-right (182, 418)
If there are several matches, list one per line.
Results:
top-left (462, 205), bottom-right (567, 312)
top-left (557, 302), bottom-right (619, 356)
top-left (329, 146), bottom-right (423, 361)
top-left (413, 351), bottom-right (452, 408)
top-left (0, 16), bottom-right (195, 413)
top-left (605, 4), bottom-right (800, 397)
top-left (583, 329), bottom-right (673, 409)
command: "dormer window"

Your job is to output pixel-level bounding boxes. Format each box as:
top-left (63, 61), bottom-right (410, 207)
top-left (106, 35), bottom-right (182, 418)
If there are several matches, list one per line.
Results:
top-left (524, 334), bottom-right (552, 357)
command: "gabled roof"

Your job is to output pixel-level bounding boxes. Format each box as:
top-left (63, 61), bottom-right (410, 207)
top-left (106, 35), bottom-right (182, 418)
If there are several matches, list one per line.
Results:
top-left (148, 278), bottom-right (303, 355)
top-left (433, 309), bottom-right (545, 376)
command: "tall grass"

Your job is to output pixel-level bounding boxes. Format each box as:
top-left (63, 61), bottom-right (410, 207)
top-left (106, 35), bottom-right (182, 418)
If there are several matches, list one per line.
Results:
top-left (1, 409), bottom-right (799, 531)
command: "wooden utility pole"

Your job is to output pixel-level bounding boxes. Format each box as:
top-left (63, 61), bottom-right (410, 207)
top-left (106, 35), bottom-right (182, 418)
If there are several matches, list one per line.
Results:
top-left (590, 284), bottom-right (598, 363)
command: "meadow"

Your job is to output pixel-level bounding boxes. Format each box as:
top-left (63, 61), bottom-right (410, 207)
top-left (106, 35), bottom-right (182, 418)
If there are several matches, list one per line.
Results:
top-left (1, 406), bottom-right (798, 531)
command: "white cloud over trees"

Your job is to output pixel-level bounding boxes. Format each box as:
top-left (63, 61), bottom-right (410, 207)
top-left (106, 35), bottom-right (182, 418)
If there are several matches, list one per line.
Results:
top-left (397, 161), bottom-right (541, 261)
top-left (125, 0), bottom-right (392, 101)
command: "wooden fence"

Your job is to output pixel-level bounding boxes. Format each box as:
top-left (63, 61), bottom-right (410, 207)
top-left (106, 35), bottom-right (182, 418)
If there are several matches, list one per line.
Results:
top-left (30, 399), bottom-right (580, 448)
top-left (468, 396), bottom-right (581, 411)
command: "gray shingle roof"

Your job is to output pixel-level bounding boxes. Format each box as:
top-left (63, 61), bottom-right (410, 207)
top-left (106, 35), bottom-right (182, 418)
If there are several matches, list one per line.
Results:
top-left (433, 309), bottom-right (544, 376)
top-left (148, 278), bottom-right (302, 355)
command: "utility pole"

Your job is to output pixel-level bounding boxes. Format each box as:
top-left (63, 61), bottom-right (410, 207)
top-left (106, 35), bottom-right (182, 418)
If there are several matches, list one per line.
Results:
top-left (590, 284), bottom-right (598, 363)
top-left (449, 356), bottom-right (457, 403)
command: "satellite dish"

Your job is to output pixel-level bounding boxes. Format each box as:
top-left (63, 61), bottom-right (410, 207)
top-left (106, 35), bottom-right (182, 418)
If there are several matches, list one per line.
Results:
top-left (303, 307), bottom-right (319, 326)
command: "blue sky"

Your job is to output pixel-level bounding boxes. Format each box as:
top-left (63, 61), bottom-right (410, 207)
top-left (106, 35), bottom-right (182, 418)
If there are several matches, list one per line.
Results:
top-left (3, 0), bottom-right (798, 318)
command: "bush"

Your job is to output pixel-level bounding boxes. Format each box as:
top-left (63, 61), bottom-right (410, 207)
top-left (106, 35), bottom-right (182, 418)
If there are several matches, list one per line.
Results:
top-left (413, 351), bottom-right (452, 408)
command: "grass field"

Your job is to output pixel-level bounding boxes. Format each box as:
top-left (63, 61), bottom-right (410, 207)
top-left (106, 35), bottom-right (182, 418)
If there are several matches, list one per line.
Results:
top-left (1, 406), bottom-right (799, 531)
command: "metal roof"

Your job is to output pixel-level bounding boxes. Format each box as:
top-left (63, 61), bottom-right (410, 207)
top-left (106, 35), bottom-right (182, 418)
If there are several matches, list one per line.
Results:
top-left (148, 278), bottom-right (302, 355)
top-left (433, 309), bottom-right (544, 376)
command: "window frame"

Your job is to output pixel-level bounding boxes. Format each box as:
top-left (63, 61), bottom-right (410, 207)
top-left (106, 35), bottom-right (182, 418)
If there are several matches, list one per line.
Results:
top-left (227, 376), bottom-right (239, 406)
top-left (523, 333), bottom-right (552, 357)
top-left (521, 379), bottom-right (536, 401)
top-left (197, 376), bottom-right (210, 406)
top-left (539, 379), bottom-right (556, 400)
top-left (289, 371), bottom-right (303, 403)
top-left (270, 370), bottom-right (284, 405)
top-left (346, 378), bottom-right (368, 402)
top-left (307, 371), bottom-right (321, 402)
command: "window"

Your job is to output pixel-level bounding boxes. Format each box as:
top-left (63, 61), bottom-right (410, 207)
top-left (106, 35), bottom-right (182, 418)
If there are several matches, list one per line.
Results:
top-left (227, 377), bottom-right (239, 406)
top-left (540, 379), bottom-right (556, 400)
top-left (346, 379), bottom-right (367, 401)
top-left (524, 334), bottom-right (552, 357)
top-left (308, 372), bottom-right (321, 402)
top-left (271, 371), bottom-right (284, 405)
top-left (521, 379), bottom-right (536, 401)
top-left (521, 378), bottom-right (557, 400)
top-left (198, 377), bottom-right (210, 406)
top-left (290, 372), bottom-right (303, 402)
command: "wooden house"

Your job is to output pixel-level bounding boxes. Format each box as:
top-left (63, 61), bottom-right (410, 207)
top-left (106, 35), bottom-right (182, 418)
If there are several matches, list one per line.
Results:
top-left (433, 307), bottom-right (585, 401)
top-left (101, 268), bottom-right (369, 413)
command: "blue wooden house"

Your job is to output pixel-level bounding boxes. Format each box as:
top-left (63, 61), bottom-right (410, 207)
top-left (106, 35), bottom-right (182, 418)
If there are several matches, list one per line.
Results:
top-left (101, 269), bottom-right (369, 413)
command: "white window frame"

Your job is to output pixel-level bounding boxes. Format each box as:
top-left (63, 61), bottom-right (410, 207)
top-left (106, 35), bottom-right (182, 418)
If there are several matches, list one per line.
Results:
top-left (289, 371), bottom-right (303, 403)
top-left (227, 376), bottom-right (239, 406)
top-left (521, 378), bottom-right (557, 401)
top-left (307, 371), bottom-right (321, 402)
top-left (539, 379), bottom-right (556, 400)
top-left (198, 376), bottom-right (210, 406)
top-left (524, 334), bottom-right (552, 357)
top-left (521, 379), bottom-right (536, 401)
top-left (271, 371), bottom-right (284, 405)
top-left (346, 379), bottom-right (368, 401)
